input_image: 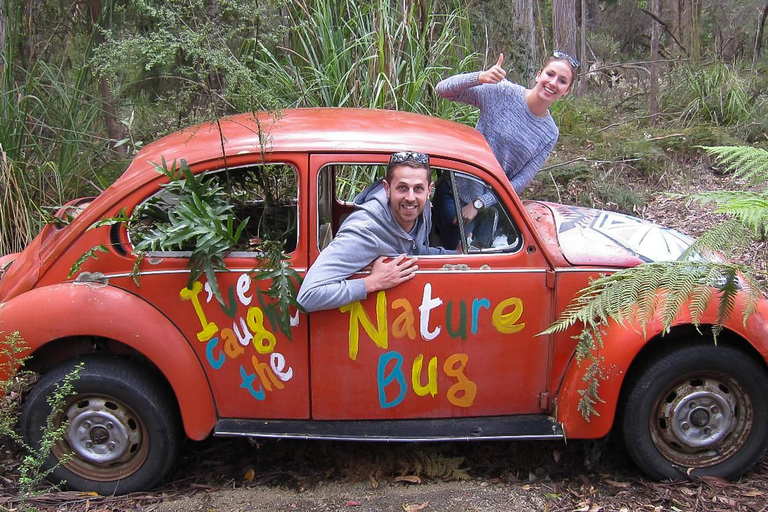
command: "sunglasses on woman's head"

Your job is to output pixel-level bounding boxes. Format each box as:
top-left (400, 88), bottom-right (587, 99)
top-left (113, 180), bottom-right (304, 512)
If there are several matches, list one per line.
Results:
top-left (553, 50), bottom-right (580, 69)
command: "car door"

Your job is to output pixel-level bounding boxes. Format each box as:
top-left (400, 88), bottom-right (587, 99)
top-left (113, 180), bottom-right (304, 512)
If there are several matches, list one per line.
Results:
top-left (119, 156), bottom-right (311, 420)
top-left (307, 154), bottom-right (554, 420)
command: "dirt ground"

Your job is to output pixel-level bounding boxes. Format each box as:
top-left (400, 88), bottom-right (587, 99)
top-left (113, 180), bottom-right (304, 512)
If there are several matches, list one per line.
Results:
top-left (4, 168), bottom-right (768, 512)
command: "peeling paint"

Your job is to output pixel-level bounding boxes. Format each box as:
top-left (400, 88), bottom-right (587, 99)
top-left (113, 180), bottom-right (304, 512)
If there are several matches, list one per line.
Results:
top-left (74, 272), bottom-right (108, 287)
top-left (440, 263), bottom-right (469, 271)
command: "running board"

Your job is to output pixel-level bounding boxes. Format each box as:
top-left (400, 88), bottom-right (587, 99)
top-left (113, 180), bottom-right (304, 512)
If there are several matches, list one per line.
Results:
top-left (214, 415), bottom-right (564, 442)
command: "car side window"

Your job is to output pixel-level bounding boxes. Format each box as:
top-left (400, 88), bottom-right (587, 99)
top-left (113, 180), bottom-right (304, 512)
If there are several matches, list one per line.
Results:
top-left (128, 163), bottom-right (298, 254)
top-left (438, 170), bottom-right (523, 254)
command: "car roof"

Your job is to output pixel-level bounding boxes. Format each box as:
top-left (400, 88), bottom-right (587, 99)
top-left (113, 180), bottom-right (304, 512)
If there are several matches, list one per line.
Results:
top-left (122, 108), bottom-right (502, 181)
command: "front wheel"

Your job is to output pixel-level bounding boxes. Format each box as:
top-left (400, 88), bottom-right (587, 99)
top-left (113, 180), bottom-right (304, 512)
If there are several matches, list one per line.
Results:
top-left (22, 356), bottom-right (181, 495)
top-left (622, 343), bottom-right (768, 480)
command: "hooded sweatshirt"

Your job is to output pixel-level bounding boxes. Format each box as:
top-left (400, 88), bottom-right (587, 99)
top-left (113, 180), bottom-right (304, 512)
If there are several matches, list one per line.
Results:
top-left (297, 179), bottom-right (448, 313)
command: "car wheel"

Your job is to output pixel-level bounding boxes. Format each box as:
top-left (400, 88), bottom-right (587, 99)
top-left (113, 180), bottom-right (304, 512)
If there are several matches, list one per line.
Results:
top-left (22, 355), bottom-right (181, 495)
top-left (622, 343), bottom-right (768, 480)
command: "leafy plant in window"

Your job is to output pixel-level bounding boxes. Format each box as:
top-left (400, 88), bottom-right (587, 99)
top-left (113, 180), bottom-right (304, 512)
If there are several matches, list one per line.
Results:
top-left (130, 157), bottom-right (249, 303)
top-left (544, 145), bottom-right (768, 419)
top-left (129, 157), bottom-right (303, 337)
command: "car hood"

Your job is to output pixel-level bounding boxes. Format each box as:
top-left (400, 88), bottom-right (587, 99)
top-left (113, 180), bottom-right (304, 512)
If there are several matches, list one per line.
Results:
top-left (527, 201), bottom-right (695, 267)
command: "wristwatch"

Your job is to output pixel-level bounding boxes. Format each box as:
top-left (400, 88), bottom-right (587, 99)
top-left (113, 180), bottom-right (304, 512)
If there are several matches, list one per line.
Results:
top-left (473, 198), bottom-right (484, 210)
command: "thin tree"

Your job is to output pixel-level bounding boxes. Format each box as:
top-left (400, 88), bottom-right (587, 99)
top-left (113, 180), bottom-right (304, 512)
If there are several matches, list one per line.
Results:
top-left (552, 0), bottom-right (578, 56)
top-left (752, 2), bottom-right (768, 68)
top-left (649, 0), bottom-right (660, 123)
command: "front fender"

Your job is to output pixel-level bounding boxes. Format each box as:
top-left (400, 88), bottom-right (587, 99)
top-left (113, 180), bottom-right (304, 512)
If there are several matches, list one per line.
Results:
top-left (0, 282), bottom-right (216, 440)
top-left (555, 294), bottom-right (768, 439)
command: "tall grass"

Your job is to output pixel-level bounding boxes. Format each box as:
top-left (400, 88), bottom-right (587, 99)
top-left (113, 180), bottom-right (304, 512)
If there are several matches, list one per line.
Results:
top-left (251, 0), bottom-right (476, 115)
top-left (666, 62), bottom-right (753, 126)
top-left (0, 0), bottom-right (116, 253)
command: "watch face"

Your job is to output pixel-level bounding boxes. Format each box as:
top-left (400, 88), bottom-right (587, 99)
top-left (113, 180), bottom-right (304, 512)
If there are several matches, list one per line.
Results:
top-left (474, 199), bottom-right (483, 209)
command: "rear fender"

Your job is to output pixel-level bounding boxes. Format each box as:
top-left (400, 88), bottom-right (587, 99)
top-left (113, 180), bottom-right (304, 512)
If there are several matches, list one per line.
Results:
top-left (0, 282), bottom-right (216, 440)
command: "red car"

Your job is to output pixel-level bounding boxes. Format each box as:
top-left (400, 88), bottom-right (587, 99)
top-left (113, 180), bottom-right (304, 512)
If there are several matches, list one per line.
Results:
top-left (2, 108), bottom-right (767, 494)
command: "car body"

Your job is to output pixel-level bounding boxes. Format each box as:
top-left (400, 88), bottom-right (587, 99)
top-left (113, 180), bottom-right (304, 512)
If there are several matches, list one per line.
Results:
top-left (2, 108), bottom-right (768, 494)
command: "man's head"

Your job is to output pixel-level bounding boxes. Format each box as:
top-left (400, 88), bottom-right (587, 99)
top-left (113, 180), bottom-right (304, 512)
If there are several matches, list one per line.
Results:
top-left (382, 152), bottom-right (432, 232)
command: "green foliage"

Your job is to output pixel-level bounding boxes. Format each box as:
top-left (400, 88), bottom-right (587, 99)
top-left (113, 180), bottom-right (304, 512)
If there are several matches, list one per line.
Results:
top-left (131, 158), bottom-right (248, 303)
top-left (544, 145), bottom-right (768, 419)
top-left (0, 332), bottom-right (30, 445)
top-left (665, 63), bottom-right (754, 127)
top-left (249, 0), bottom-right (475, 116)
top-left (67, 245), bottom-right (109, 278)
top-left (0, 332), bottom-right (79, 511)
top-left (18, 364), bottom-right (82, 507)
top-left (253, 240), bottom-right (305, 340)
top-left (92, 0), bottom-right (286, 128)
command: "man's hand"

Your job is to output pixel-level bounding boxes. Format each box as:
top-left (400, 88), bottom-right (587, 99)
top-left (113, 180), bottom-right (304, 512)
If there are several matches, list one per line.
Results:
top-left (363, 254), bottom-right (418, 293)
top-left (478, 53), bottom-right (506, 84)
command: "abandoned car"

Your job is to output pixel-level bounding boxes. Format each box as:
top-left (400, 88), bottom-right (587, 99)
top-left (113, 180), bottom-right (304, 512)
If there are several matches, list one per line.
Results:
top-left (1, 108), bottom-right (767, 494)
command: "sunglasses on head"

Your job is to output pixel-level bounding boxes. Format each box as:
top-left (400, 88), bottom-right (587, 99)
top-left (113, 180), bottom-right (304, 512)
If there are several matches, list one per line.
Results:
top-left (389, 151), bottom-right (430, 165)
top-left (553, 50), bottom-right (580, 69)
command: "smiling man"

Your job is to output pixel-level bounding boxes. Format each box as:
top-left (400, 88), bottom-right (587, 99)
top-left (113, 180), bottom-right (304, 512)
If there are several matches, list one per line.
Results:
top-left (297, 151), bottom-right (450, 313)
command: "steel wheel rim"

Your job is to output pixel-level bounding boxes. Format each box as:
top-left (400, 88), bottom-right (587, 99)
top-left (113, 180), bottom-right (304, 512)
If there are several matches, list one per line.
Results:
top-left (650, 371), bottom-right (753, 468)
top-left (52, 394), bottom-right (149, 482)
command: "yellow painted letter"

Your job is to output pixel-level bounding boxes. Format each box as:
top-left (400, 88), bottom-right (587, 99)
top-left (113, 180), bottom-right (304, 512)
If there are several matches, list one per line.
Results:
top-left (492, 297), bottom-right (526, 334)
top-left (180, 281), bottom-right (218, 342)
top-left (411, 354), bottom-right (438, 397)
top-left (340, 291), bottom-right (388, 360)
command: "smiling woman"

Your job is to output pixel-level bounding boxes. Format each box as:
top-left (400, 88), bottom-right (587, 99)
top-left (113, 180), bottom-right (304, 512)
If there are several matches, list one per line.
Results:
top-left (433, 51), bottom-right (577, 249)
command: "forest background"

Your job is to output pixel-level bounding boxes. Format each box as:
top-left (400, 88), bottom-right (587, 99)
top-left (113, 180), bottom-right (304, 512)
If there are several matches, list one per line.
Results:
top-left (3, 0), bottom-right (768, 508)
top-left (3, 0), bottom-right (768, 256)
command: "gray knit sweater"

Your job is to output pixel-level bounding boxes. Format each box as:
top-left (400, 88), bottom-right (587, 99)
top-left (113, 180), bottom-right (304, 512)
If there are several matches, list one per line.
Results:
top-left (436, 71), bottom-right (558, 203)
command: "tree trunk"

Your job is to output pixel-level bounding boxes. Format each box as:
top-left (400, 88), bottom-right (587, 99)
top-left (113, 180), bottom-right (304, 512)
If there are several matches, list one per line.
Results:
top-left (87, 0), bottom-right (124, 149)
top-left (574, 0), bottom-right (587, 96)
top-left (753, 2), bottom-right (768, 68)
top-left (650, 0), bottom-right (660, 124)
top-left (513, 0), bottom-right (537, 74)
top-left (552, 0), bottom-right (578, 56)
top-left (689, 0), bottom-right (701, 62)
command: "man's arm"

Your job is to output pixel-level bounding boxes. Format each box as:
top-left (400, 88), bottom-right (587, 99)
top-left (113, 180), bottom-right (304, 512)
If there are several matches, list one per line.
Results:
top-left (297, 227), bottom-right (417, 313)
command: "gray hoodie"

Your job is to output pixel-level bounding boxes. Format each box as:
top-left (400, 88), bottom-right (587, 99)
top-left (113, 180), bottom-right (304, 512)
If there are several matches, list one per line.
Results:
top-left (297, 180), bottom-right (448, 313)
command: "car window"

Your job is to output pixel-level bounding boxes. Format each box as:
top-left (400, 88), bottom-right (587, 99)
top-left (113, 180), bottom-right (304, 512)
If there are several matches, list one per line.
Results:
top-left (128, 163), bottom-right (298, 255)
top-left (439, 170), bottom-right (523, 254)
top-left (316, 163), bottom-right (520, 255)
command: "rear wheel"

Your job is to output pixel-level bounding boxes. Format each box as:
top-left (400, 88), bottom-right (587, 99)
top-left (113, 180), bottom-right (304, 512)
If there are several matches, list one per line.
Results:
top-left (622, 343), bottom-right (768, 480)
top-left (22, 356), bottom-right (181, 495)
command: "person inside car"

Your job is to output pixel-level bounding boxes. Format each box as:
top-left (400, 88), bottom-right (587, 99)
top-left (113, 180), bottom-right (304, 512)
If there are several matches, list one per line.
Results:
top-left (297, 151), bottom-right (450, 313)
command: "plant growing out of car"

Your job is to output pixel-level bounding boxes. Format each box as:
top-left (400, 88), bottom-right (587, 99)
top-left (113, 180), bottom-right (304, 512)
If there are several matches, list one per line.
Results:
top-left (129, 157), bottom-right (249, 303)
top-left (543, 145), bottom-right (768, 419)
top-left (71, 157), bottom-right (303, 337)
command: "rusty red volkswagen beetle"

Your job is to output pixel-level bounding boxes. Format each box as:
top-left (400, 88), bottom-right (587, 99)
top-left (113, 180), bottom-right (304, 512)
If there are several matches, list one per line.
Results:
top-left (2, 108), bottom-right (768, 494)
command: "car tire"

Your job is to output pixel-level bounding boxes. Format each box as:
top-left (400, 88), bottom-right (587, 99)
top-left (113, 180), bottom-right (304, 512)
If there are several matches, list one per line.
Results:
top-left (22, 355), bottom-right (181, 495)
top-left (621, 343), bottom-right (768, 481)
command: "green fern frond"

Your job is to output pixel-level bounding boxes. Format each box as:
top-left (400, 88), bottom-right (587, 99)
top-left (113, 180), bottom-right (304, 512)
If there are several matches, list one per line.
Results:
top-left (681, 218), bottom-right (753, 259)
top-left (699, 146), bottom-right (768, 183)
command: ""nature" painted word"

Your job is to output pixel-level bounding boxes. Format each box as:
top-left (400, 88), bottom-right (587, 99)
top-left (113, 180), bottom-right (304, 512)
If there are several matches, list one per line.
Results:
top-left (339, 284), bottom-right (527, 409)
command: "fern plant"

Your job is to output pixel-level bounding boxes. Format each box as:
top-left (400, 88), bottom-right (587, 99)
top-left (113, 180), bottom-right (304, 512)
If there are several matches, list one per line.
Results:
top-left (131, 157), bottom-right (249, 303)
top-left (544, 145), bottom-right (768, 419)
